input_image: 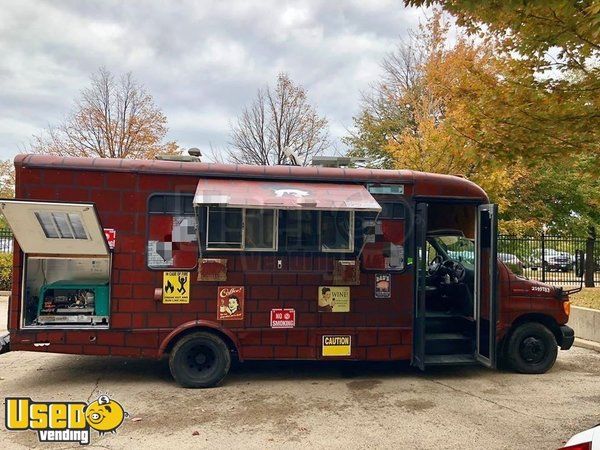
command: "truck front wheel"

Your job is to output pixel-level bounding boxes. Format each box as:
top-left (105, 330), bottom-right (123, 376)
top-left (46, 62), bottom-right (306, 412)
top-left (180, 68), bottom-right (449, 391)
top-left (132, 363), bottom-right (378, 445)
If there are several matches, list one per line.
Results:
top-left (169, 332), bottom-right (231, 388)
top-left (506, 322), bottom-right (558, 374)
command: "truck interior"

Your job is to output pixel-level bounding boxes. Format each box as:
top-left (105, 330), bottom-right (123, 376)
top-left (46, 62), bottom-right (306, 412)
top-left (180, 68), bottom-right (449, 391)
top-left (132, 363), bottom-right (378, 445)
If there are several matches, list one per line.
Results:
top-left (414, 201), bottom-right (497, 369)
top-left (0, 200), bottom-right (111, 329)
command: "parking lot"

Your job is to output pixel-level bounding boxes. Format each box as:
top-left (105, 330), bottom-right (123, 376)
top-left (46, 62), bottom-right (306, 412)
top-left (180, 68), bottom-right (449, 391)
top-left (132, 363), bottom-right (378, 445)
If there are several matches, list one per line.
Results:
top-left (1, 295), bottom-right (599, 449)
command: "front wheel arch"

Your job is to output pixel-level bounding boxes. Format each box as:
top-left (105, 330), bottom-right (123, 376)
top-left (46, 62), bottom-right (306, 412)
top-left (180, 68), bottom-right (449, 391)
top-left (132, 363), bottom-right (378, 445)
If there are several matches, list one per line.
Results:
top-left (505, 313), bottom-right (564, 348)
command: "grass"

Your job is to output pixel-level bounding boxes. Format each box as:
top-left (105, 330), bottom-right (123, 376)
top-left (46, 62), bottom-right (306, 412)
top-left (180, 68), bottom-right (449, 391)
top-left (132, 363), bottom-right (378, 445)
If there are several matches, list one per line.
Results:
top-left (570, 288), bottom-right (600, 310)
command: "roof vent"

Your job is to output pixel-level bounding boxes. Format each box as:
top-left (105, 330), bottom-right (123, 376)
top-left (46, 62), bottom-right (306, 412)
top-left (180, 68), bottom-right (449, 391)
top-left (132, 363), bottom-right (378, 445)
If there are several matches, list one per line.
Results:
top-left (311, 156), bottom-right (366, 168)
top-left (155, 148), bottom-right (202, 163)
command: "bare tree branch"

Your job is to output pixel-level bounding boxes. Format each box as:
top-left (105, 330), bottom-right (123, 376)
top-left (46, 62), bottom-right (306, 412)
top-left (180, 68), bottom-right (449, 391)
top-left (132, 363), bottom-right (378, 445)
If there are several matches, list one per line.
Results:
top-left (227, 73), bottom-right (330, 166)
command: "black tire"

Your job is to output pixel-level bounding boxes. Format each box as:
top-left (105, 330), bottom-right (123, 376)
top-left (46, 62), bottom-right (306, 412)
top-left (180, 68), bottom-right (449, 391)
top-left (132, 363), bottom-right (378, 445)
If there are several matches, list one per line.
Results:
top-left (169, 332), bottom-right (231, 388)
top-left (506, 322), bottom-right (557, 374)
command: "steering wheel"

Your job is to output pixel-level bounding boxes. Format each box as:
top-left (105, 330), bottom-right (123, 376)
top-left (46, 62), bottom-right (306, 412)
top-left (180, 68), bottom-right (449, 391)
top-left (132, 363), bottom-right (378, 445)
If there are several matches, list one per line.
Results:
top-left (428, 255), bottom-right (443, 275)
top-left (442, 260), bottom-right (466, 282)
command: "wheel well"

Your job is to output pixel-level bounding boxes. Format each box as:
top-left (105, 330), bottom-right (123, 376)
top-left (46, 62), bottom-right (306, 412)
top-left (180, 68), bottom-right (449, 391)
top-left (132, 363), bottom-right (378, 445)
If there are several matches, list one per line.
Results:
top-left (506, 313), bottom-right (562, 345)
top-left (164, 327), bottom-right (239, 360)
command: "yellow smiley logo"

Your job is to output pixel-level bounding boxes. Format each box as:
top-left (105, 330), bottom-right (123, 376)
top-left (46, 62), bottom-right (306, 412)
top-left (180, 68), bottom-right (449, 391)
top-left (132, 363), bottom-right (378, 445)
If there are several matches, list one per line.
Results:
top-left (85, 395), bottom-right (127, 434)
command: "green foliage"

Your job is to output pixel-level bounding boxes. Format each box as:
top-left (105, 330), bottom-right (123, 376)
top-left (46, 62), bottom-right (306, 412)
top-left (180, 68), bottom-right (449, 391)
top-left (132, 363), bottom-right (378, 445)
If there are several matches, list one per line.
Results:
top-left (0, 252), bottom-right (12, 291)
top-left (405, 1), bottom-right (600, 66)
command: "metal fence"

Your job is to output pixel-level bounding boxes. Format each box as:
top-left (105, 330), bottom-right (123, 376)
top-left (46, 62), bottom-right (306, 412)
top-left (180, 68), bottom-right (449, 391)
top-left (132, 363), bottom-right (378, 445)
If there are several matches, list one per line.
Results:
top-left (0, 228), bottom-right (12, 253)
top-left (498, 234), bottom-right (599, 286)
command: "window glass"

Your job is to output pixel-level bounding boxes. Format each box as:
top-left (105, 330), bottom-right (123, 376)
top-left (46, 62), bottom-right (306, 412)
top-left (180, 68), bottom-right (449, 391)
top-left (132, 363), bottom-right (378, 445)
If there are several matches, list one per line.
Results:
top-left (426, 241), bottom-right (438, 264)
top-left (207, 207), bottom-right (243, 249)
top-left (35, 211), bottom-right (88, 240)
top-left (379, 203), bottom-right (405, 219)
top-left (147, 194), bottom-right (197, 269)
top-left (279, 210), bottom-right (319, 251)
top-left (245, 209), bottom-right (275, 250)
top-left (68, 213), bottom-right (87, 239)
top-left (321, 211), bottom-right (351, 251)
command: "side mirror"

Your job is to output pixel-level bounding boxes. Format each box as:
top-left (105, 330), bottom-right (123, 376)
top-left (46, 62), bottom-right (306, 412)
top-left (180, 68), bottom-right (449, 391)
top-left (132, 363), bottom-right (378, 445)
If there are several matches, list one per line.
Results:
top-left (575, 249), bottom-right (585, 278)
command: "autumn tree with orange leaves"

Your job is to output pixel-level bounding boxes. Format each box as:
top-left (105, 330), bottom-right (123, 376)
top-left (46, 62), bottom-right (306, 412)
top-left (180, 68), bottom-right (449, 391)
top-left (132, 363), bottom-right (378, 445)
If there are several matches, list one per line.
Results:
top-left (346, 11), bottom-right (599, 235)
top-left (31, 68), bottom-right (179, 159)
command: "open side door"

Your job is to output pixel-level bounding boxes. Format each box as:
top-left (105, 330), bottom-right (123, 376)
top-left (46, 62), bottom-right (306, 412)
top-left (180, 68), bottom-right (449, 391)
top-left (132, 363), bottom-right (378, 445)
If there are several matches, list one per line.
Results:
top-left (0, 200), bottom-right (109, 256)
top-left (412, 202), bottom-right (428, 370)
top-left (474, 204), bottom-right (498, 368)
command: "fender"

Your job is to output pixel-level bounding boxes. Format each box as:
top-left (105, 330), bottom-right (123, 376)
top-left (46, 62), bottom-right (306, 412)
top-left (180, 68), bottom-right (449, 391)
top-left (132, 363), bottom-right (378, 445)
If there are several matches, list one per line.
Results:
top-left (158, 320), bottom-right (241, 359)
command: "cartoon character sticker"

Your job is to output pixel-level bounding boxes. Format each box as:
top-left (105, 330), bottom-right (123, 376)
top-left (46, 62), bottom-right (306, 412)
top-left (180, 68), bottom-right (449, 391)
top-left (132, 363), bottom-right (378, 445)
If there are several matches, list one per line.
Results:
top-left (85, 395), bottom-right (128, 435)
top-left (217, 286), bottom-right (244, 320)
top-left (163, 271), bottom-right (190, 304)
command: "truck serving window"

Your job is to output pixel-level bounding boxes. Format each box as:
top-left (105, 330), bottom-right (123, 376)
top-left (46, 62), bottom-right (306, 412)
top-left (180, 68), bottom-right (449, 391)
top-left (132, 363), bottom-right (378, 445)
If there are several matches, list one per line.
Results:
top-left (206, 207), bottom-right (276, 251)
top-left (194, 178), bottom-right (380, 254)
top-left (203, 208), bottom-right (353, 253)
top-left (147, 193), bottom-right (198, 269)
top-left (321, 210), bottom-right (353, 252)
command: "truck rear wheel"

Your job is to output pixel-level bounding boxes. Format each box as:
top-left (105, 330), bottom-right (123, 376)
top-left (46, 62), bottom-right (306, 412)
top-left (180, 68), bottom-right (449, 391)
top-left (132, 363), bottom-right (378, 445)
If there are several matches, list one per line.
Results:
top-left (169, 332), bottom-right (231, 388)
top-left (506, 322), bottom-right (557, 374)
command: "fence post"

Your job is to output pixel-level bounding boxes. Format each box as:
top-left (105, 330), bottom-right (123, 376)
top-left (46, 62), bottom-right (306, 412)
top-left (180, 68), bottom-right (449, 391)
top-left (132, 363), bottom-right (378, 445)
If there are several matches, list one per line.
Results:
top-left (585, 226), bottom-right (596, 288)
top-left (541, 231), bottom-right (546, 283)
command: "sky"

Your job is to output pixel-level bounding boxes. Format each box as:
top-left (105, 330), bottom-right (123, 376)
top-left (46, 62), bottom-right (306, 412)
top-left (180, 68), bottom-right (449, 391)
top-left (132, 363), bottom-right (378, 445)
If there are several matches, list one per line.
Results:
top-left (0, 0), bottom-right (427, 161)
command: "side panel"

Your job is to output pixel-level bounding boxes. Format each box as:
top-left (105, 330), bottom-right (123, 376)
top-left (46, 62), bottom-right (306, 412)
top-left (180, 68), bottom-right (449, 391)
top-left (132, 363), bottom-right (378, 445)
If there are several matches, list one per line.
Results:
top-left (9, 165), bottom-right (416, 361)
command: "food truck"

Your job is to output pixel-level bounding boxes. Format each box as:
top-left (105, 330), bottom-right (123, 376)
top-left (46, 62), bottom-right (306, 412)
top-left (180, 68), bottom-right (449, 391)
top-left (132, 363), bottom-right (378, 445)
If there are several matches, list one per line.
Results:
top-left (0, 154), bottom-right (575, 388)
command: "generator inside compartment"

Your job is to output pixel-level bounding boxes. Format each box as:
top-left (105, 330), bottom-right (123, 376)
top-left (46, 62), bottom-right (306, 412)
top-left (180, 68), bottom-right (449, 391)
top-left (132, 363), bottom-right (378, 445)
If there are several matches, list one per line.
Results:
top-left (37, 281), bottom-right (109, 325)
top-left (24, 257), bottom-right (110, 327)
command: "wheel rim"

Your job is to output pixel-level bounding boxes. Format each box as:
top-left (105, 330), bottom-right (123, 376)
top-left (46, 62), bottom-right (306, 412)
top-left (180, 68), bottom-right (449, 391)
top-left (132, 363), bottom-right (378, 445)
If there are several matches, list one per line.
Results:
top-left (519, 336), bottom-right (546, 364)
top-left (185, 344), bottom-right (216, 374)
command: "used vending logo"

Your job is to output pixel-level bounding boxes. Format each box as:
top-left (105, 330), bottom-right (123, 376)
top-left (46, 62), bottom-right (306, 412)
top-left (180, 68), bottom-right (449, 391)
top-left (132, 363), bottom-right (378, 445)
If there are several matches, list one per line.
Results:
top-left (5, 394), bottom-right (127, 445)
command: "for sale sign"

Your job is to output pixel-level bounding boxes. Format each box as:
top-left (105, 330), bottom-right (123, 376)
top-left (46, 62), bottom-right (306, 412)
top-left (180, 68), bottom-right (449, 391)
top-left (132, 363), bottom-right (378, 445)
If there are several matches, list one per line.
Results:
top-left (270, 308), bottom-right (295, 328)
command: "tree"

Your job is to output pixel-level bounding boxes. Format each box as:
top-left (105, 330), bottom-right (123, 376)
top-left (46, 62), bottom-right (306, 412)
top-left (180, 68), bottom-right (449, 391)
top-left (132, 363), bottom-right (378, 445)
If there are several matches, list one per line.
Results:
top-left (0, 159), bottom-right (15, 228)
top-left (345, 11), bottom-right (599, 234)
top-left (228, 73), bottom-right (330, 166)
top-left (0, 160), bottom-right (14, 199)
top-left (404, 1), bottom-right (600, 161)
top-left (405, 1), bottom-right (600, 66)
top-left (31, 68), bottom-right (179, 159)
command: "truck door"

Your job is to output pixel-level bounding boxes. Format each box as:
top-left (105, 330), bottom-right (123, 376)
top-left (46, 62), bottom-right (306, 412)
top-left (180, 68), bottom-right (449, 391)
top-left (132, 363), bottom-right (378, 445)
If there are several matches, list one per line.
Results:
top-left (412, 202), bottom-right (428, 370)
top-left (474, 204), bottom-right (498, 367)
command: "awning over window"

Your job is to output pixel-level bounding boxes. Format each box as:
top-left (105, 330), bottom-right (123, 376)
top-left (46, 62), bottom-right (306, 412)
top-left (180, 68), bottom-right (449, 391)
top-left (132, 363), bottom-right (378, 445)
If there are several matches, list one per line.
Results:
top-left (193, 179), bottom-right (381, 211)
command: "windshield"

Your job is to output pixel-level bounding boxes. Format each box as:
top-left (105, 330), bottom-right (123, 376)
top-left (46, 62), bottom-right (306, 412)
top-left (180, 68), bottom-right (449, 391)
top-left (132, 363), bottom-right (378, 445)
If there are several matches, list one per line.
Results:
top-left (432, 235), bottom-right (475, 267)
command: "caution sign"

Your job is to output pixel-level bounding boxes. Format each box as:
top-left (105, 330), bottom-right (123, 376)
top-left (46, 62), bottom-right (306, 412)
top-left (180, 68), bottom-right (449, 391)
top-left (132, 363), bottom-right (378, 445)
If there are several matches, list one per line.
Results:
top-left (163, 271), bottom-right (190, 304)
top-left (322, 335), bottom-right (351, 357)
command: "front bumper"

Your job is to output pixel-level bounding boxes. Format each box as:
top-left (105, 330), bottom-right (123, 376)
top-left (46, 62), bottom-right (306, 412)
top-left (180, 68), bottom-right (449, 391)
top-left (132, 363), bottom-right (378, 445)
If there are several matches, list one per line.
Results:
top-left (558, 325), bottom-right (575, 350)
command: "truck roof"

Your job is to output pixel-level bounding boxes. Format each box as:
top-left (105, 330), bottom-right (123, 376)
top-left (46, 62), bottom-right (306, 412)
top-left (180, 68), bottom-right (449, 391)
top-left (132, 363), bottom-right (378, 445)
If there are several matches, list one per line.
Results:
top-left (14, 154), bottom-right (488, 201)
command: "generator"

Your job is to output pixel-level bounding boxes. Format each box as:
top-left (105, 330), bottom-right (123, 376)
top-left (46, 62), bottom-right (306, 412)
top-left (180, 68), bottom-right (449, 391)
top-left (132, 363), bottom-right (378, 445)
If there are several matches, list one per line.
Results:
top-left (36, 281), bottom-right (109, 325)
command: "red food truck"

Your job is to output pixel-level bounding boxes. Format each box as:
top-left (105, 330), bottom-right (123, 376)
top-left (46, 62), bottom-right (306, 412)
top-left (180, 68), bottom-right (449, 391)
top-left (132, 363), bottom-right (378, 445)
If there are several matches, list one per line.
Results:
top-left (0, 154), bottom-right (575, 388)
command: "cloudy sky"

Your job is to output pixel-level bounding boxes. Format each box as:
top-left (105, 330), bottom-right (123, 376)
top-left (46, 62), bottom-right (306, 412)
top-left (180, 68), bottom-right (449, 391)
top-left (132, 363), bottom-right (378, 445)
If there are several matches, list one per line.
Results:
top-left (0, 0), bottom-right (426, 161)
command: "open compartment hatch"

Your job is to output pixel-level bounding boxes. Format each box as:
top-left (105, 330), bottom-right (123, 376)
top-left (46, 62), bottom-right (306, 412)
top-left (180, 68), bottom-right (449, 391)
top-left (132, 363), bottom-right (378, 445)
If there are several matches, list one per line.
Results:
top-left (0, 200), bottom-right (109, 256)
top-left (0, 200), bottom-right (111, 328)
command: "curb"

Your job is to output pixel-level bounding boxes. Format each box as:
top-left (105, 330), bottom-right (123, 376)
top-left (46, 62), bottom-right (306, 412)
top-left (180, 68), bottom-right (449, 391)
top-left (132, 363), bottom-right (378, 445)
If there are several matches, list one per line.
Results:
top-left (574, 337), bottom-right (600, 353)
